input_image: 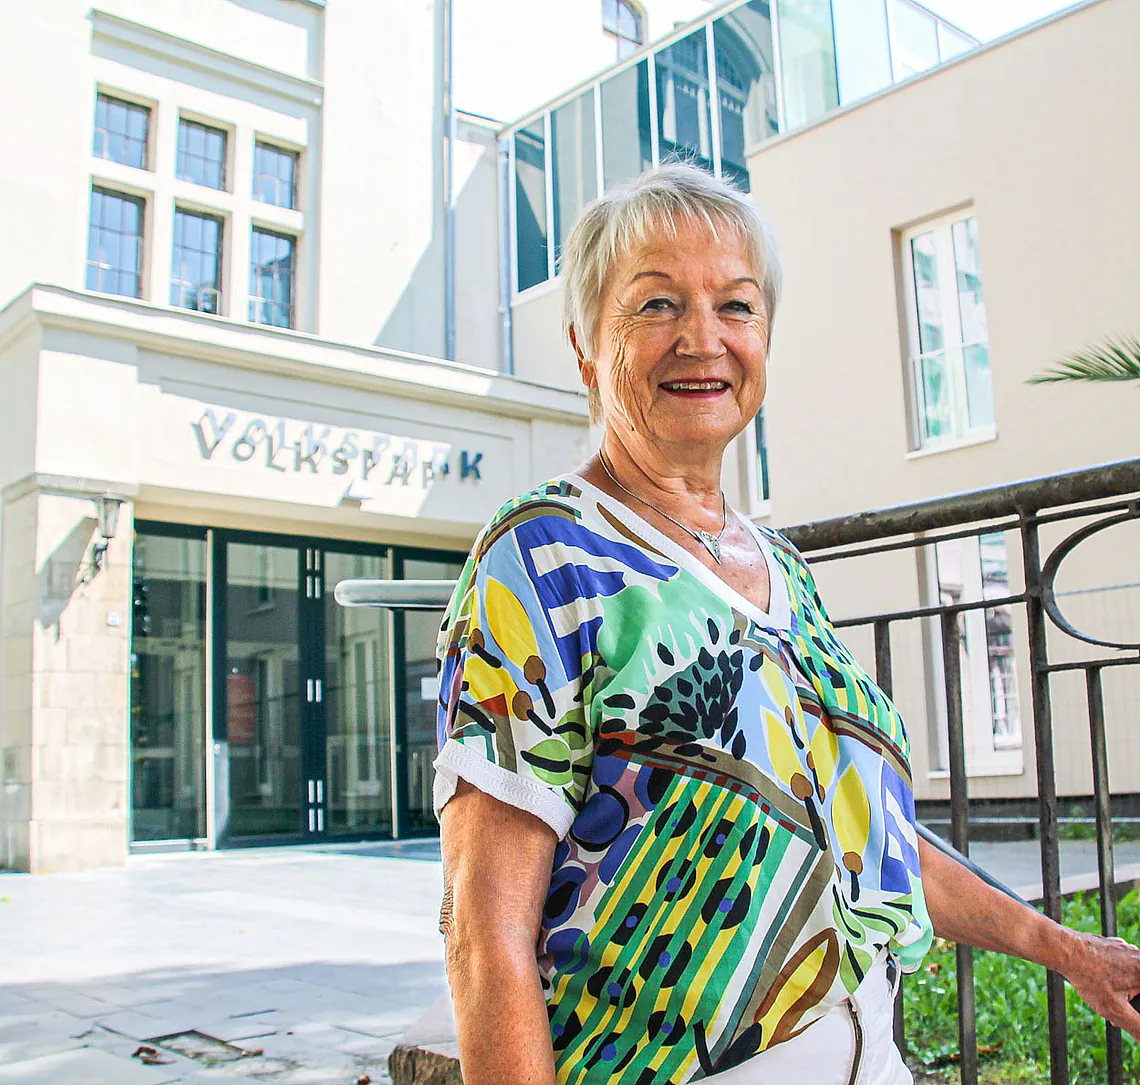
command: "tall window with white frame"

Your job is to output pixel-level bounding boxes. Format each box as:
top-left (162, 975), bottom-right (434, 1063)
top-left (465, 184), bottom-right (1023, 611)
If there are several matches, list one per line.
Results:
top-left (929, 531), bottom-right (1022, 773)
top-left (603, 0), bottom-right (643, 60)
top-left (903, 211), bottom-right (994, 449)
top-left (253, 142), bottom-right (298, 209)
top-left (249, 228), bottom-right (295, 328)
top-left (94, 93), bottom-right (150, 170)
top-left (171, 209), bottom-right (223, 314)
top-left (177, 118), bottom-right (227, 190)
top-left (86, 188), bottom-right (145, 298)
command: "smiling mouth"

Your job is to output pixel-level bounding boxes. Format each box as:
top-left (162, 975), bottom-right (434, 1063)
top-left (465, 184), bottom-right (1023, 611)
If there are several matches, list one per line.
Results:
top-left (660, 380), bottom-right (730, 394)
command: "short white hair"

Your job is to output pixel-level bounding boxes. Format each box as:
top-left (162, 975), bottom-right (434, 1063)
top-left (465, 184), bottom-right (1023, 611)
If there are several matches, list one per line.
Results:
top-left (561, 162), bottom-right (783, 421)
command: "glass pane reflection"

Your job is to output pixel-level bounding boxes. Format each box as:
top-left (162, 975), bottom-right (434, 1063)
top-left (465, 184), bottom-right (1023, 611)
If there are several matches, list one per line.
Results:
top-left (224, 543), bottom-right (303, 837)
top-left (714, 1), bottom-right (778, 190)
top-left (892, 0), bottom-right (939, 77)
top-left (601, 60), bottom-right (652, 189)
top-left (776, 0), bottom-right (839, 130)
top-left (515, 120), bottom-right (549, 291)
top-left (656, 29), bottom-right (714, 170)
top-left (130, 532), bottom-right (207, 842)
top-left (552, 91), bottom-right (597, 267)
top-left (832, 0), bottom-right (893, 103)
top-left (325, 552), bottom-right (393, 835)
top-left (403, 556), bottom-right (465, 832)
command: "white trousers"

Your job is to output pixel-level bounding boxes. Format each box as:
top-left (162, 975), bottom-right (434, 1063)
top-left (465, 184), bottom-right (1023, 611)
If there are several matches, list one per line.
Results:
top-left (707, 957), bottom-right (912, 1085)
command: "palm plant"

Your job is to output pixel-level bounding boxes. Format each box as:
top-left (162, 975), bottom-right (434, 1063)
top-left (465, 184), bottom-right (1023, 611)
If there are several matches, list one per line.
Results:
top-left (1029, 334), bottom-right (1140, 384)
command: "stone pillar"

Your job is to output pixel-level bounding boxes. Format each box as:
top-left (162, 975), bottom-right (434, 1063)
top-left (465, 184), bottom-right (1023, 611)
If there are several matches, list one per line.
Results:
top-left (0, 487), bottom-right (132, 872)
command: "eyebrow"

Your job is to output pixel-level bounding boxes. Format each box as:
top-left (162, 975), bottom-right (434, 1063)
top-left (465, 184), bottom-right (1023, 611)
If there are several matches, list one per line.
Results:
top-left (627, 271), bottom-right (762, 290)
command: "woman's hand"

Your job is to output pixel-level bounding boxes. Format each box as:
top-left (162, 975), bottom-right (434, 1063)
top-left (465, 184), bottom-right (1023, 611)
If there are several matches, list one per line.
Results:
top-left (919, 837), bottom-right (1140, 1039)
top-left (440, 779), bottom-right (560, 1085)
top-left (1056, 929), bottom-right (1140, 1040)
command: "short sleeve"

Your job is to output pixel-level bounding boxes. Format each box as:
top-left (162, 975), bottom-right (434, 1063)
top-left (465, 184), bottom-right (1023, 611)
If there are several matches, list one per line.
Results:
top-left (433, 521), bottom-right (593, 838)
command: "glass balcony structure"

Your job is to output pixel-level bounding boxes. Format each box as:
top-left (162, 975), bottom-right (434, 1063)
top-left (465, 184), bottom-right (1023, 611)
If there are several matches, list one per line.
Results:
top-left (503, 0), bottom-right (978, 296)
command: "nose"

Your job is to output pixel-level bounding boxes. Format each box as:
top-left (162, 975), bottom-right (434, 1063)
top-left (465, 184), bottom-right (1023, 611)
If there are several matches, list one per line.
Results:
top-left (675, 301), bottom-right (725, 361)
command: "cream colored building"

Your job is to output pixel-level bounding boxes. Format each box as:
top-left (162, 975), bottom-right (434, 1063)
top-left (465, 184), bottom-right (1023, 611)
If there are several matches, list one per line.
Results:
top-left (501, 0), bottom-right (1138, 805)
top-left (1, 0), bottom-right (724, 871)
top-left (3, 0), bottom-right (1133, 873)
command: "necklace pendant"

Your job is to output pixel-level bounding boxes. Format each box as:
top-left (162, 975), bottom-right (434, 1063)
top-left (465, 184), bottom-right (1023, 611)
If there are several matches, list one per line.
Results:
top-left (695, 530), bottom-right (722, 564)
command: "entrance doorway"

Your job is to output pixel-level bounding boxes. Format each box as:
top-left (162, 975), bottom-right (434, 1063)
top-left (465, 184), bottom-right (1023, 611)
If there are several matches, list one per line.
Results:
top-left (129, 524), bottom-right (464, 849)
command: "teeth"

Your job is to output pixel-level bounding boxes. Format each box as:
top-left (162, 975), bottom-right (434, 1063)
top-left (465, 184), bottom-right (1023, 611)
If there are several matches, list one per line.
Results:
top-left (663, 381), bottom-right (727, 391)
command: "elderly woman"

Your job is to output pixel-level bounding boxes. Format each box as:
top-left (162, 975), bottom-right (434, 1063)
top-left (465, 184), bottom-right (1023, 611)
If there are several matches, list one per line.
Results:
top-left (434, 164), bottom-right (1140, 1085)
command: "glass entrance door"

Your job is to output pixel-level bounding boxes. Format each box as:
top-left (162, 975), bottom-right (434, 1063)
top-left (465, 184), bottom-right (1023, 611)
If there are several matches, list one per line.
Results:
top-left (130, 528), bottom-right (208, 843)
top-left (400, 554), bottom-right (465, 832)
top-left (221, 541), bottom-right (305, 839)
top-left (323, 551), bottom-right (394, 835)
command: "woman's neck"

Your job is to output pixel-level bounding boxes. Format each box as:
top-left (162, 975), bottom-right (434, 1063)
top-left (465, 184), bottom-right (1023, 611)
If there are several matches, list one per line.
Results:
top-left (594, 429), bottom-right (726, 524)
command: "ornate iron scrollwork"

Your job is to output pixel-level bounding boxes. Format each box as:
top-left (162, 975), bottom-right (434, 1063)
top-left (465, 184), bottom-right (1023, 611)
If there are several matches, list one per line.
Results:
top-left (1039, 501), bottom-right (1140, 650)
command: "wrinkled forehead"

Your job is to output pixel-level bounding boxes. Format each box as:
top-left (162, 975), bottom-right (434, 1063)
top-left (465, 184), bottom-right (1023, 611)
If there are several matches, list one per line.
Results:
top-left (603, 208), bottom-right (760, 293)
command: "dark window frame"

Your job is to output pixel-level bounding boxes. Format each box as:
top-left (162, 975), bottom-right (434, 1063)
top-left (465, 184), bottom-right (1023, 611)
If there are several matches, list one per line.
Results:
top-left (94, 92), bottom-right (151, 170)
top-left (176, 117), bottom-right (229, 191)
top-left (253, 141), bottom-right (299, 210)
top-left (171, 208), bottom-right (224, 315)
top-left (249, 227), bottom-right (297, 329)
top-left (86, 186), bottom-right (146, 299)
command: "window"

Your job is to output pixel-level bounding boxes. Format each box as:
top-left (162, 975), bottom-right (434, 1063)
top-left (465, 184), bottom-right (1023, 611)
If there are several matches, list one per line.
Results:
top-left (714, 2), bottom-right (778, 191)
top-left (600, 60), bottom-right (653, 190)
top-left (776, 0), bottom-right (839, 130)
top-left (832, 0), bottom-right (893, 104)
top-left (253, 142), bottom-right (297, 209)
top-left (655, 29), bottom-right (714, 171)
top-left (754, 408), bottom-right (771, 504)
top-left (551, 91), bottom-right (597, 267)
top-left (249, 228), bottom-right (295, 328)
top-left (171, 210), bottom-right (223, 314)
top-left (86, 188), bottom-right (144, 298)
top-left (514, 120), bottom-right (549, 292)
top-left (928, 532), bottom-right (1022, 773)
top-left (603, 0), bottom-right (643, 61)
top-left (903, 212), bottom-right (994, 448)
top-left (891, 0), bottom-right (940, 77)
top-left (177, 119), bottom-right (227, 190)
top-left (94, 93), bottom-right (149, 169)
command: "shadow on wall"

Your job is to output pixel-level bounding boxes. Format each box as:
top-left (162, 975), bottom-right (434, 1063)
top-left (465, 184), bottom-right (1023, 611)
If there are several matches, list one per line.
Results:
top-left (36, 516), bottom-right (97, 634)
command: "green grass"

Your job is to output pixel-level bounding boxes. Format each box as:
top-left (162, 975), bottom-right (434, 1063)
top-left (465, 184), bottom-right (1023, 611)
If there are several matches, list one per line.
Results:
top-left (902, 891), bottom-right (1140, 1084)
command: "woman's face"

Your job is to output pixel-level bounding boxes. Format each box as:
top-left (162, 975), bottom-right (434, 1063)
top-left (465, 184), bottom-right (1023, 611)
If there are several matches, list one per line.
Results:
top-left (581, 218), bottom-right (769, 457)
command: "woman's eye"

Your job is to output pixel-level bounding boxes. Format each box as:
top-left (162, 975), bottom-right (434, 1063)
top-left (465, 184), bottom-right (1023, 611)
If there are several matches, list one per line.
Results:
top-left (723, 300), bottom-right (755, 314)
top-left (641, 297), bottom-right (675, 312)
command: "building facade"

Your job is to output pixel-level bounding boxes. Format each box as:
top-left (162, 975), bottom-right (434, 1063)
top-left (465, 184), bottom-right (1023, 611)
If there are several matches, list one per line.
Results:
top-left (2, 0), bottom-right (1134, 872)
top-left (503, 0), bottom-right (1139, 805)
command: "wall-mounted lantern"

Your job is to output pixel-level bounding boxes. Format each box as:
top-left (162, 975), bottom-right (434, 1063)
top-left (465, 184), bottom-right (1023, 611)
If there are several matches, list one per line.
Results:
top-left (86, 493), bottom-right (125, 581)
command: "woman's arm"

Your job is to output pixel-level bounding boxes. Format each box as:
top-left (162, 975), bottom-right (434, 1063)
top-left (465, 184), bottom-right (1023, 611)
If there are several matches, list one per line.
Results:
top-left (919, 835), bottom-right (1140, 1039)
top-left (440, 779), bottom-right (560, 1085)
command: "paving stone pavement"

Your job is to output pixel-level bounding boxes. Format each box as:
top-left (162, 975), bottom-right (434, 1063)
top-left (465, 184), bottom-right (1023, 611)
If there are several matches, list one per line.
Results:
top-left (0, 840), bottom-right (447, 1084)
top-left (2, 836), bottom-right (1137, 1084)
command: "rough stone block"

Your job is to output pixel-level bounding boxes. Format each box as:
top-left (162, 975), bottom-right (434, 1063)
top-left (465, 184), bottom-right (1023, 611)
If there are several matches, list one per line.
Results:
top-left (64, 706), bottom-right (124, 747)
top-left (32, 707), bottom-right (67, 749)
top-left (30, 817), bottom-right (126, 873)
top-left (40, 671), bottom-right (96, 710)
top-left (389, 1043), bottom-right (463, 1085)
top-left (95, 670), bottom-right (129, 708)
top-left (67, 634), bottom-right (129, 676)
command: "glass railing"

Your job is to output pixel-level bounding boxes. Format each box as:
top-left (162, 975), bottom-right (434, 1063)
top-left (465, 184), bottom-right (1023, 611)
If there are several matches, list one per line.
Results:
top-left (503, 0), bottom-right (978, 298)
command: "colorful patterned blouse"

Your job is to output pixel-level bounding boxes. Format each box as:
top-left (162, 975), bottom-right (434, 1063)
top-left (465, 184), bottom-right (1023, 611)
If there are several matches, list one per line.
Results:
top-left (435, 476), bottom-right (932, 1085)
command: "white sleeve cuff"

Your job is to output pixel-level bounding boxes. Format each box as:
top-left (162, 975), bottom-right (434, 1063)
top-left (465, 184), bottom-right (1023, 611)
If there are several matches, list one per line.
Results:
top-left (432, 738), bottom-right (577, 839)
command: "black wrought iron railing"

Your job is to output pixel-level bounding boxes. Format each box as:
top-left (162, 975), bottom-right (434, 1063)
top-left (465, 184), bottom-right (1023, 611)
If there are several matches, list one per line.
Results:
top-left (336, 456), bottom-right (1140, 1085)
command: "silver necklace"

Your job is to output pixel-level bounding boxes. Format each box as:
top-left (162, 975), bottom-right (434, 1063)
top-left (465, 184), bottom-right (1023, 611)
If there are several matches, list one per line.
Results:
top-left (598, 452), bottom-right (728, 564)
